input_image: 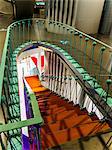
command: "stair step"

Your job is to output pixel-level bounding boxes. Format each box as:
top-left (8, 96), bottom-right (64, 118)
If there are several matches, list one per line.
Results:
top-left (46, 107), bottom-right (66, 115)
top-left (42, 115), bottom-right (91, 132)
top-left (41, 107), bottom-right (67, 116)
top-left (56, 103), bottom-right (75, 110)
top-left (35, 89), bottom-right (50, 95)
top-left (39, 104), bottom-right (58, 109)
top-left (77, 122), bottom-right (109, 136)
top-left (43, 110), bottom-right (76, 123)
top-left (41, 127), bottom-right (81, 148)
top-left (38, 96), bottom-right (59, 103)
top-left (38, 99), bottom-right (50, 103)
top-left (38, 99), bottom-right (75, 111)
top-left (36, 93), bottom-right (52, 98)
top-left (41, 122), bottom-right (109, 148)
top-left (38, 103), bottom-right (69, 111)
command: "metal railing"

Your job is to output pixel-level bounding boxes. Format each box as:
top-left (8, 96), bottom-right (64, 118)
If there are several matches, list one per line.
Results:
top-left (1, 18), bottom-right (112, 101)
top-left (38, 42), bottom-right (112, 121)
top-left (0, 18), bottom-right (112, 149)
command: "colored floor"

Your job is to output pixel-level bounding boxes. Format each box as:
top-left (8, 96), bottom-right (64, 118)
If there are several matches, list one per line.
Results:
top-left (25, 76), bottom-right (111, 149)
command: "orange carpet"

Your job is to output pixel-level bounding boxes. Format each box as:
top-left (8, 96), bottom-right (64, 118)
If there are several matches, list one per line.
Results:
top-left (25, 76), bottom-right (110, 149)
top-left (25, 76), bottom-right (47, 93)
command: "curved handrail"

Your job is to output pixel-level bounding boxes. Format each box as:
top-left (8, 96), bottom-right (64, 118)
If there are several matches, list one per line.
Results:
top-left (48, 20), bottom-right (112, 50)
top-left (1, 18), bottom-right (112, 103)
top-left (0, 17), bottom-right (112, 148)
top-left (6, 18), bottom-right (112, 50)
top-left (5, 40), bottom-right (111, 121)
top-left (1, 18), bottom-right (112, 101)
top-left (37, 42), bottom-right (112, 121)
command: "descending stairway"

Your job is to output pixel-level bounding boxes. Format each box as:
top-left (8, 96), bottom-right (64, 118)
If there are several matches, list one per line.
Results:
top-left (25, 76), bottom-right (110, 149)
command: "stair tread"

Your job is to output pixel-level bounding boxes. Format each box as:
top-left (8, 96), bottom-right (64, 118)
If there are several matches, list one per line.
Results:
top-left (43, 110), bottom-right (78, 122)
top-left (42, 115), bottom-right (92, 132)
top-left (41, 122), bottom-right (109, 148)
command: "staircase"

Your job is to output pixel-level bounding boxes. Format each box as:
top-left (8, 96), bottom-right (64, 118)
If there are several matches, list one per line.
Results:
top-left (25, 76), bottom-right (110, 149)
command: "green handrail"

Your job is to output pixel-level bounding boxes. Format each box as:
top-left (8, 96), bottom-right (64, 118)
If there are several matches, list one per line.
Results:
top-left (0, 18), bottom-right (112, 140)
top-left (1, 18), bottom-right (112, 103)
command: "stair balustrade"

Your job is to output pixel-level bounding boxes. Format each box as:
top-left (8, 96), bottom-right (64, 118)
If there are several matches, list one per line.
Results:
top-left (0, 18), bottom-right (112, 149)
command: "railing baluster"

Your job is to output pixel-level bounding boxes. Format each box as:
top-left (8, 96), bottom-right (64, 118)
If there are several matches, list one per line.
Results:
top-left (52, 53), bottom-right (56, 92)
top-left (84, 38), bottom-right (89, 70)
top-left (17, 22), bottom-right (21, 45)
top-left (53, 53), bottom-right (57, 92)
top-left (14, 24), bottom-right (17, 48)
top-left (50, 52), bottom-right (54, 91)
top-left (71, 76), bottom-right (77, 104)
top-left (105, 79), bottom-right (112, 105)
top-left (73, 32), bottom-right (78, 58)
top-left (70, 30), bottom-right (73, 55)
top-left (53, 22), bottom-right (57, 44)
top-left (79, 34), bottom-right (82, 48)
top-left (48, 52), bottom-right (51, 89)
top-left (3, 81), bottom-right (11, 121)
top-left (66, 28), bottom-right (69, 53)
top-left (75, 78), bottom-right (78, 104)
top-left (69, 75), bottom-right (72, 101)
top-left (90, 41), bottom-right (97, 75)
top-left (28, 20), bottom-right (30, 42)
top-left (22, 21), bottom-right (25, 43)
top-left (58, 60), bottom-right (63, 95)
top-left (62, 26), bottom-right (66, 50)
top-left (59, 62), bottom-right (64, 96)
top-left (78, 77), bottom-right (86, 109)
top-left (61, 66), bottom-right (67, 98)
top-left (98, 47), bottom-right (106, 82)
top-left (65, 69), bottom-right (69, 100)
top-left (55, 55), bottom-right (60, 93)
top-left (60, 63), bottom-right (65, 97)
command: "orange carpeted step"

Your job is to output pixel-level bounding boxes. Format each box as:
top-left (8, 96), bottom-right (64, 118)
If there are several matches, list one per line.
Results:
top-left (76, 122), bottom-right (109, 136)
top-left (44, 110), bottom-right (78, 123)
top-left (42, 115), bottom-right (91, 133)
top-left (41, 127), bottom-right (81, 148)
top-left (41, 122), bottom-right (109, 149)
top-left (46, 107), bottom-right (66, 115)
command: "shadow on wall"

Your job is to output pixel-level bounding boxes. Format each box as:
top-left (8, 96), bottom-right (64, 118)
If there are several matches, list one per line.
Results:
top-left (98, 0), bottom-right (112, 35)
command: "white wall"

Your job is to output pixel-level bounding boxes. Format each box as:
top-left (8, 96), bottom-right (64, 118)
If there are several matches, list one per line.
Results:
top-left (47, 0), bottom-right (105, 34)
top-left (75, 0), bottom-right (105, 34)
